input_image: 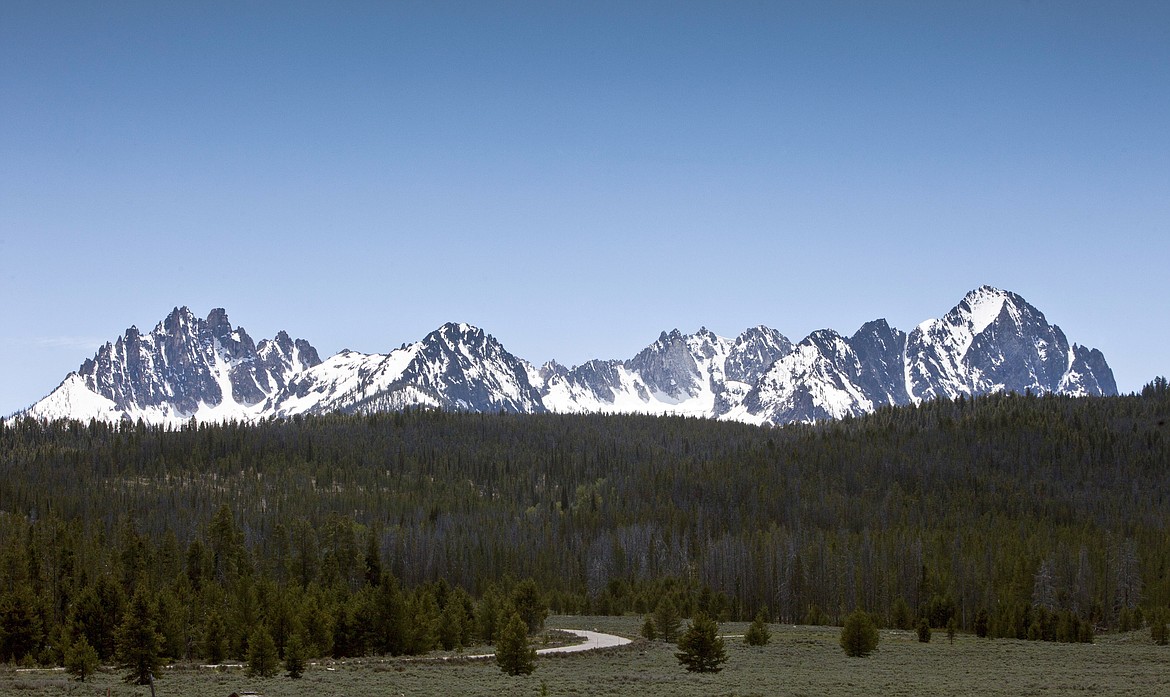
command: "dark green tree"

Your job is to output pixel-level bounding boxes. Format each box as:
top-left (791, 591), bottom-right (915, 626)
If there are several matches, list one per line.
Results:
top-left (64, 634), bottom-right (99, 682)
top-left (891, 596), bottom-right (913, 630)
top-left (654, 596), bottom-right (682, 643)
top-left (641, 615), bottom-right (657, 641)
top-left (511, 579), bottom-right (548, 634)
top-left (974, 608), bottom-right (990, 638)
top-left (744, 608), bottom-right (771, 646)
top-left (202, 609), bottom-right (228, 663)
top-left (246, 625), bottom-right (279, 678)
top-left (917, 618), bottom-right (932, 643)
top-left (496, 612), bottom-right (536, 676)
top-left (439, 594), bottom-right (465, 651)
top-left (1150, 607), bottom-right (1169, 645)
top-left (675, 613), bottom-right (727, 673)
top-left (477, 584), bottom-right (504, 644)
top-left (284, 632), bottom-right (307, 679)
top-left (0, 583), bottom-right (43, 664)
top-left (405, 588), bottom-right (440, 655)
top-left (840, 609), bottom-right (880, 657)
top-left (114, 587), bottom-right (164, 685)
top-left (947, 616), bottom-right (957, 644)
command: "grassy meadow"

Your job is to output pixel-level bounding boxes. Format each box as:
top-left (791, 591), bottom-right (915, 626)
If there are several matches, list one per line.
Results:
top-left (4, 616), bottom-right (1168, 697)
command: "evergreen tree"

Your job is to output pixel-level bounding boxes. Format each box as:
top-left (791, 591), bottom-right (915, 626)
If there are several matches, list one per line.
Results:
top-left (477, 584), bottom-right (504, 644)
top-left (641, 615), bottom-right (657, 641)
top-left (202, 609), bottom-right (228, 664)
top-left (917, 618), bottom-right (932, 642)
top-left (974, 608), bottom-right (990, 638)
top-left (947, 616), bottom-right (957, 644)
top-left (439, 594), bottom-right (465, 651)
top-left (405, 588), bottom-right (440, 655)
top-left (284, 632), bottom-right (307, 679)
top-left (654, 596), bottom-right (682, 643)
top-left (512, 578), bottom-right (548, 634)
top-left (246, 625), bottom-right (279, 678)
top-left (364, 527), bottom-right (383, 586)
top-left (744, 608), bottom-right (771, 646)
top-left (675, 613), bottom-right (727, 673)
top-left (891, 596), bottom-right (914, 630)
top-left (0, 583), bottom-right (42, 664)
top-left (64, 634), bottom-right (99, 682)
top-left (115, 587), bottom-right (164, 685)
top-left (496, 612), bottom-right (536, 676)
top-left (840, 609), bottom-right (880, 657)
top-left (372, 572), bottom-right (407, 655)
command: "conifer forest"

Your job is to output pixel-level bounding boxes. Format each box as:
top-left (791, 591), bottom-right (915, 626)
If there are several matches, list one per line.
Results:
top-left (0, 381), bottom-right (1168, 670)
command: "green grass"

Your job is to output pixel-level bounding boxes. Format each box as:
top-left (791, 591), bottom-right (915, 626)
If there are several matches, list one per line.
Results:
top-left (5, 618), bottom-right (1169, 696)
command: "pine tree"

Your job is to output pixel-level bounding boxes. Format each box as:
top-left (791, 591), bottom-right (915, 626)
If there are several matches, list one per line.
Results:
top-left (246, 626), bottom-right (279, 678)
top-left (284, 632), bottom-right (307, 679)
top-left (496, 612), bottom-right (536, 676)
top-left (511, 579), bottom-right (548, 634)
top-left (115, 587), bottom-right (164, 685)
top-left (917, 618), bottom-right (932, 642)
top-left (947, 616), bottom-right (957, 644)
top-left (675, 613), bottom-right (727, 673)
top-left (64, 635), bottom-right (99, 682)
top-left (0, 583), bottom-right (43, 664)
top-left (974, 608), bottom-right (990, 638)
top-left (405, 588), bottom-right (440, 655)
top-left (840, 609), bottom-right (880, 657)
top-left (439, 595), bottom-right (465, 651)
top-left (744, 608), bottom-right (771, 646)
top-left (641, 615), bottom-right (657, 641)
top-left (654, 597), bottom-right (682, 643)
top-left (202, 609), bottom-right (228, 663)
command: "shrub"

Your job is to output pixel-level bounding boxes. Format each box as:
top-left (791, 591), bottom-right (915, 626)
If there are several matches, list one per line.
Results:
top-left (840, 609), bottom-right (880, 657)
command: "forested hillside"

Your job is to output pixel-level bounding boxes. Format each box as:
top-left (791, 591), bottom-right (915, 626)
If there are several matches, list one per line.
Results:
top-left (0, 381), bottom-right (1167, 666)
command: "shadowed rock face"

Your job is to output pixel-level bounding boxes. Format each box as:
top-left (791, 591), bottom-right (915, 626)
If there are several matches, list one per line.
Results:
top-left (74, 307), bottom-right (320, 418)
top-left (26, 287), bottom-right (1116, 425)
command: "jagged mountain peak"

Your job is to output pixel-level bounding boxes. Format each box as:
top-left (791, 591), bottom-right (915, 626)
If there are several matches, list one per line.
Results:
top-left (21, 287), bottom-right (1116, 426)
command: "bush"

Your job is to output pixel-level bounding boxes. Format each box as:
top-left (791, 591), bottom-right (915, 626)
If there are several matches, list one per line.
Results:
top-left (840, 609), bottom-right (880, 657)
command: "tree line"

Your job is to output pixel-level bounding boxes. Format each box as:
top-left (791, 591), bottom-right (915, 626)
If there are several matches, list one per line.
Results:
top-left (0, 381), bottom-right (1168, 672)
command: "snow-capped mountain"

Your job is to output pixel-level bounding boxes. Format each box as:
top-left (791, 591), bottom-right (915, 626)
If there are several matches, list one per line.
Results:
top-left (20, 287), bottom-right (1117, 426)
top-left (270, 322), bottom-right (544, 417)
top-left (24, 307), bottom-right (320, 424)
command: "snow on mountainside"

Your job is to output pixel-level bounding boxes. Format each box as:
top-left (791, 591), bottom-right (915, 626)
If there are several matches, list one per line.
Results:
top-left (269, 322), bottom-right (544, 417)
top-left (18, 287), bottom-right (1117, 426)
top-left (24, 307), bottom-right (321, 425)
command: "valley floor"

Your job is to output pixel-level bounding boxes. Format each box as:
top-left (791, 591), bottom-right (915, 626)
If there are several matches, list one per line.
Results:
top-left (4, 617), bottom-right (1168, 696)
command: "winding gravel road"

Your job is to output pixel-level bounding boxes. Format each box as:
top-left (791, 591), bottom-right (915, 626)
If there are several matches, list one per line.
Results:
top-left (464, 629), bottom-right (631, 660)
top-left (536, 629), bottom-right (632, 655)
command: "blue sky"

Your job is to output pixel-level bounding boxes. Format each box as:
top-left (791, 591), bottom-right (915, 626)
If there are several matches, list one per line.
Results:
top-left (2, 1), bottom-right (1168, 415)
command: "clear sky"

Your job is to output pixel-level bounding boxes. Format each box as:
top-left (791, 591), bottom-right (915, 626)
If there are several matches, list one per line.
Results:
top-left (2, 1), bottom-right (1168, 416)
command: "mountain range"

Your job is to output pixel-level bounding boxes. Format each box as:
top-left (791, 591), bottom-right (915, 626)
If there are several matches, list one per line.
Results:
top-left (19, 286), bottom-right (1117, 426)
